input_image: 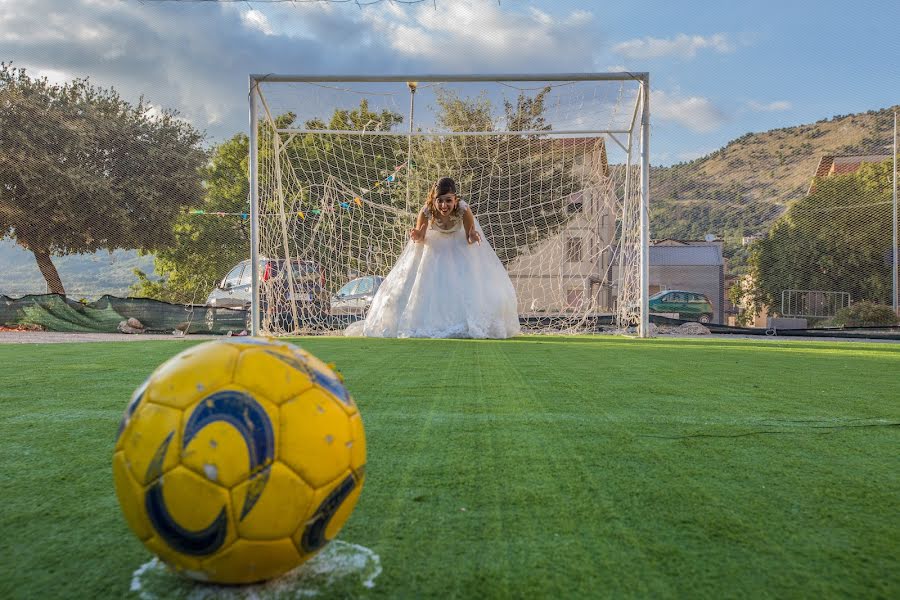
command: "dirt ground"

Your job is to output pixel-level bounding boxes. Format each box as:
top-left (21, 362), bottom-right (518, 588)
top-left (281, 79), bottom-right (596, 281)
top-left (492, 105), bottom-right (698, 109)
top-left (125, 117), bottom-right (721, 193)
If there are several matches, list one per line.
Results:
top-left (0, 331), bottom-right (220, 344)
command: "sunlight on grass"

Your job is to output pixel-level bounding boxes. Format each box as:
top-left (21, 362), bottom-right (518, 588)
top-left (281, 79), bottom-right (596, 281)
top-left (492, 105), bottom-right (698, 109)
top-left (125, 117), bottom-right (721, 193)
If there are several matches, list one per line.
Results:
top-left (0, 336), bottom-right (897, 598)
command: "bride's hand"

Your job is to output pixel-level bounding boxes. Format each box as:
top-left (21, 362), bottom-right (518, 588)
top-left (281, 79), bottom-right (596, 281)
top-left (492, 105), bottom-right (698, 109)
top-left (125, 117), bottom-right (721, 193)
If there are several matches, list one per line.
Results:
top-left (410, 228), bottom-right (424, 242)
top-left (467, 230), bottom-right (481, 245)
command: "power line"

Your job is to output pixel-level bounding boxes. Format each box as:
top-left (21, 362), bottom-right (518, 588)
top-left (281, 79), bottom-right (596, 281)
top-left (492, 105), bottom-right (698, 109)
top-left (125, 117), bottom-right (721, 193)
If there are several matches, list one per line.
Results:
top-left (138, 0), bottom-right (434, 4)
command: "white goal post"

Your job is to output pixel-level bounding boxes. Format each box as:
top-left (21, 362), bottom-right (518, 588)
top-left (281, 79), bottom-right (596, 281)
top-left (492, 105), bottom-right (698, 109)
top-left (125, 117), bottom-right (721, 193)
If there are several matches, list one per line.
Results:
top-left (248, 73), bottom-right (650, 337)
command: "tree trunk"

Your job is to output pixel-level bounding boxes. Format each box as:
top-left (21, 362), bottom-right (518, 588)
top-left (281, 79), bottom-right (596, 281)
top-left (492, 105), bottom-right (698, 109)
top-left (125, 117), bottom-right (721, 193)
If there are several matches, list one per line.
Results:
top-left (32, 247), bottom-right (66, 295)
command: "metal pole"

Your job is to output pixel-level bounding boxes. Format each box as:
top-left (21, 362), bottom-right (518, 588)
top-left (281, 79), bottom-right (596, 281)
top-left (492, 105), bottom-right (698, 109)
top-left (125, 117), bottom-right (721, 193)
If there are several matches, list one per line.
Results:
top-left (249, 78), bottom-right (260, 336)
top-left (639, 76), bottom-right (651, 337)
top-left (251, 72), bottom-right (650, 84)
top-left (406, 82), bottom-right (417, 211)
top-left (893, 109), bottom-right (898, 314)
top-left (617, 131), bottom-right (633, 325)
top-left (275, 127), bottom-right (631, 137)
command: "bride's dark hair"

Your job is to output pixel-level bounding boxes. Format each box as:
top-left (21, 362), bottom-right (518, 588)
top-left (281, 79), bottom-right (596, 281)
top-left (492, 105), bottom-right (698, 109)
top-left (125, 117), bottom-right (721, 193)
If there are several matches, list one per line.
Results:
top-left (425, 177), bottom-right (462, 222)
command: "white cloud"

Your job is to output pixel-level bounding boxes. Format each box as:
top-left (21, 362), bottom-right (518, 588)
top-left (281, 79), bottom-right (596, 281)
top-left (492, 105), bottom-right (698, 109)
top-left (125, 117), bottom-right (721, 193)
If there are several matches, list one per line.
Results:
top-left (34, 67), bottom-right (73, 86)
top-left (241, 9), bottom-right (273, 36)
top-left (143, 104), bottom-right (164, 120)
top-left (652, 90), bottom-right (726, 133)
top-left (613, 33), bottom-right (733, 60)
top-left (0, 0), bottom-right (600, 141)
top-left (362, 0), bottom-right (596, 71)
top-left (747, 100), bottom-right (791, 112)
top-left (75, 23), bottom-right (106, 42)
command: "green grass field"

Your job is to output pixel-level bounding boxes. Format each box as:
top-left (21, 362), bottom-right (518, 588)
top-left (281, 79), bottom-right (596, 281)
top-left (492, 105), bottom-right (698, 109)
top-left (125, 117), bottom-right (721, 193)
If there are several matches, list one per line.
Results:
top-left (1, 336), bottom-right (898, 598)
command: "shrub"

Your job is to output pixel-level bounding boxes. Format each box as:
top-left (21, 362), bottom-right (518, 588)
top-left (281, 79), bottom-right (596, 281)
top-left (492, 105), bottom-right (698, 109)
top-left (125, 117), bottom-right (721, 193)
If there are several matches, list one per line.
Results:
top-left (830, 302), bottom-right (898, 327)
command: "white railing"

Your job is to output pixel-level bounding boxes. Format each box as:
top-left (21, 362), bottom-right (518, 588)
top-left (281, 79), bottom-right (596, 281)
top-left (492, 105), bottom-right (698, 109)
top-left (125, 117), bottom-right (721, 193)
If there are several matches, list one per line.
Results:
top-left (781, 289), bottom-right (851, 318)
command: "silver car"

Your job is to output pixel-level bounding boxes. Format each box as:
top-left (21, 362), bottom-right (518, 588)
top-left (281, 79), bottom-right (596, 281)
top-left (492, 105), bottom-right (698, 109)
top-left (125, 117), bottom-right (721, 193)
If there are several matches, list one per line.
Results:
top-left (205, 258), bottom-right (329, 330)
top-left (331, 276), bottom-right (384, 315)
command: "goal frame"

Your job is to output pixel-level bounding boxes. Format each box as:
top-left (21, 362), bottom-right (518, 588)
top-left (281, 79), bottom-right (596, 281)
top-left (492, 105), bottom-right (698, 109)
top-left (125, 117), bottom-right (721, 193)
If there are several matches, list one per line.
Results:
top-left (247, 72), bottom-right (651, 337)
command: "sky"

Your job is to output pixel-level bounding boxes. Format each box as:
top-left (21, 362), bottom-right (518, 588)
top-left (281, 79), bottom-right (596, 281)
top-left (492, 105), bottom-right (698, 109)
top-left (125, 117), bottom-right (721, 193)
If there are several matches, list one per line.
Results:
top-left (1, 0), bottom-right (898, 165)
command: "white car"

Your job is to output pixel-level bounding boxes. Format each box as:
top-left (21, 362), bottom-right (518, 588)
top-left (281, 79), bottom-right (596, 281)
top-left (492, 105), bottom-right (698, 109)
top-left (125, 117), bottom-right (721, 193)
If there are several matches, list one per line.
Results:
top-left (330, 276), bottom-right (384, 316)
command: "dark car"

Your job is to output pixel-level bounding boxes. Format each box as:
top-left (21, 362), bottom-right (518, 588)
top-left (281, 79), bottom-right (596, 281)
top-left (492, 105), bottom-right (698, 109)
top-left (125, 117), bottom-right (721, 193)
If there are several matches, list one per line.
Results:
top-left (330, 276), bottom-right (384, 316)
top-left (648, 290), bottom-right (714, 323)
top-left (205, 258), bottom-right (329, 331)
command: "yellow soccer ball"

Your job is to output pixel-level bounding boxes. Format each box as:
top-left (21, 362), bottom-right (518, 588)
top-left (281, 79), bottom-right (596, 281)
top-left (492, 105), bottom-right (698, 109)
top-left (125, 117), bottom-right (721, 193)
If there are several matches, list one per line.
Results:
top-left (112, 338), bottom-right (366, 584)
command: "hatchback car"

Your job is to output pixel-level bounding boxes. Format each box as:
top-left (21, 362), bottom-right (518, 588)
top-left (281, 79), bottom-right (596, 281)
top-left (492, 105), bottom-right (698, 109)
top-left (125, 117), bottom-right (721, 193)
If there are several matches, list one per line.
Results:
top-left (205, 258), bottom-right (328, 330)
top-left (330, 275), bottom-right (384, 316)
top-left (648, 290), bottom-right (714, 323)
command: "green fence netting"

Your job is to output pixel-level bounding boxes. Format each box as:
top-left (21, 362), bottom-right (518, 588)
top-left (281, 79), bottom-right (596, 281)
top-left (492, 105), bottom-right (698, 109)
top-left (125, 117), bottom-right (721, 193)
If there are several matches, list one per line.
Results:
top-left (0, 294), bottom-right (366, 335)
top-left (0, 294), bottom-right (248, 335)
top-left (2, 293), bottom-right (900, 339)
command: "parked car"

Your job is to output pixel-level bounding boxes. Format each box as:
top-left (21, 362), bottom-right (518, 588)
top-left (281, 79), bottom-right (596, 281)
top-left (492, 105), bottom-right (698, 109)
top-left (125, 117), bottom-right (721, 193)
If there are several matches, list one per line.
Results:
top-left (205, 258), bottom-right (329, 331)
top-left (330, 276), bottom-right (384, 316)
top-left (648, 290), bottom-right (714, 323)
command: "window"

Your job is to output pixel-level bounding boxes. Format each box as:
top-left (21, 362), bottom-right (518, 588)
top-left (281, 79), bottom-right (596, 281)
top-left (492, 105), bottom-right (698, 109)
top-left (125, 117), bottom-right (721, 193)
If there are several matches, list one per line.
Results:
top-left (566, 288), bottom-right (584, 309)
top-left (670, 292), bottom-right (688, 302)
top-left (224, 264), bottom-right (244, 287)
top-left (238, 265), bottom-right (253, 286)
top-left (565, 237), bottom-right (583, 262)
top-left (291, 261), bottom-right (320, 277)
top-left (338, 280), bottom-right (360, 297)
top-left (566, 191), bottom-right (583, 214)
top-left (356, 277), bottom-right (374, 295)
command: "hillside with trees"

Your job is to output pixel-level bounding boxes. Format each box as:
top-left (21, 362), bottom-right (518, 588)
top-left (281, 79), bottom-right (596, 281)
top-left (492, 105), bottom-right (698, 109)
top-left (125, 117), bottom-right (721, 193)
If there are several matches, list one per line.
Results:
top-left (650, 106), bottom-right (898, 271)
top-left (2, 70), bottom-right (894, 305)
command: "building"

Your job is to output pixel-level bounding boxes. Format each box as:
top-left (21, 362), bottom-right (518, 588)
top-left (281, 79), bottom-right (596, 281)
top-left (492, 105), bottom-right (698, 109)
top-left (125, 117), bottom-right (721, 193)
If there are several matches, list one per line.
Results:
top-left (649, 239), bottom-right (726, 323)
top-left (807, 154), bottom-right (891, 194)
top-left (505, 138), bottom-right (618, 314)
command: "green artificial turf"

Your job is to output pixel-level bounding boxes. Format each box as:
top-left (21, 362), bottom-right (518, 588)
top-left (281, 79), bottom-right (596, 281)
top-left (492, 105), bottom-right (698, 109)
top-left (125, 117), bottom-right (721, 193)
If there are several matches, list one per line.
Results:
top-left (0, 336), bottom-right (898, 598)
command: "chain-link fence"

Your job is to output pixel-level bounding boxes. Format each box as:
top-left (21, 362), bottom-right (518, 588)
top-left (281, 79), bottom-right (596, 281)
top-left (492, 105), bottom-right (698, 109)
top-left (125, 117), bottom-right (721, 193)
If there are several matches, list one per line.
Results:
top-left (650, 107), bottom-right (898, 333)
top-left (1, 62), bottom-right (897, 336)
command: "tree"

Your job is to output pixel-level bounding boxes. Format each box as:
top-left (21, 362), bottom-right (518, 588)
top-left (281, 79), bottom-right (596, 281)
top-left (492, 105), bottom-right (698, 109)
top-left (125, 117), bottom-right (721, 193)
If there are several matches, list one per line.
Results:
top-left (749, 158), bottom-right (896, 313)
top-left (413, 87), bottom-right (582, 264)
top-left (133, 101), bottom-right (408, 301)
top-left (278, 101), bottom-right (408, 280)
top-left (0, 64), bottom-right (206, 295)
top-left (133, 87), bottom-right (597, 304)
top-left (131, 133), bottom-right (250, 303)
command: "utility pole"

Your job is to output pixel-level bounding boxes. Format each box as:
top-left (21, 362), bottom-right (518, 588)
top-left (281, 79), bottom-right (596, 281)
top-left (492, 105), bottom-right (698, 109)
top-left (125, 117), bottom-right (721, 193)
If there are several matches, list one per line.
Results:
top-left (406, 81), bottom-right (417, 212)
top-left (893, 110), bottom-right (898, 314)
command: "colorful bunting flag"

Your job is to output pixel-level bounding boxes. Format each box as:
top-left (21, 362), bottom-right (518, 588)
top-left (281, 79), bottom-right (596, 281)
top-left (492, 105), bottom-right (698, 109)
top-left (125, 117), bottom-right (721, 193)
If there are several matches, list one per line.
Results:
top-left (187, 161), bottom-right (411, 225)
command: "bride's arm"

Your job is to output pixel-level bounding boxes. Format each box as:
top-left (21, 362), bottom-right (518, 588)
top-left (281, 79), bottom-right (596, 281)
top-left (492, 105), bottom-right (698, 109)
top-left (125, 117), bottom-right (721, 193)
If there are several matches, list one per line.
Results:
top-left (410, 210), bottom-right (428, 242)
top-left (463, 206), bottom-right (481, 245)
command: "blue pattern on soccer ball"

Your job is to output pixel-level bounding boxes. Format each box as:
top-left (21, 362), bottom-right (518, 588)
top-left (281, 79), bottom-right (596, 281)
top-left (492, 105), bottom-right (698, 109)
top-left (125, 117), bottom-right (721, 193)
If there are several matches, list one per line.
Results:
top-left (144, 390), bottom-right (274, 556)
top-left (311, 367), bottom-right (351, 405)
top-left (116, 378), bottom-right (149, 442)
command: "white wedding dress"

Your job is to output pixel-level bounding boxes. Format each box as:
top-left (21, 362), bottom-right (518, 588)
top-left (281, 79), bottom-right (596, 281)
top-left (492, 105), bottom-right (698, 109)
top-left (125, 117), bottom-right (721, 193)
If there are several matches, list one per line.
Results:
top-left (345, 201), bottom-right (520, 339)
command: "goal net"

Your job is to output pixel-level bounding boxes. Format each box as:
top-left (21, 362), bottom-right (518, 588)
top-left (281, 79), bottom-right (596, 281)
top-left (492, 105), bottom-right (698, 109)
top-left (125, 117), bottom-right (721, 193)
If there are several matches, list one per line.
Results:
top-left (250, 74), bottom-right (649, 336)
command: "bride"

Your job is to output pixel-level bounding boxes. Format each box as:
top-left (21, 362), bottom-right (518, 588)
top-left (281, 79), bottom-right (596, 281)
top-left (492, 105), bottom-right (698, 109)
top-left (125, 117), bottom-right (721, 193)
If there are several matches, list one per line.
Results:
top-left (346, 177), bottom-right (520, 339)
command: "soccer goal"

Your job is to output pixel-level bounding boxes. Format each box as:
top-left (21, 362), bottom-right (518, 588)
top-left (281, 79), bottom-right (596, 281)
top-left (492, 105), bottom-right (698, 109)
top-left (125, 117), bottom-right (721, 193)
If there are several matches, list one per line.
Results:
top-left (248, 73), bottom-right (650, 336)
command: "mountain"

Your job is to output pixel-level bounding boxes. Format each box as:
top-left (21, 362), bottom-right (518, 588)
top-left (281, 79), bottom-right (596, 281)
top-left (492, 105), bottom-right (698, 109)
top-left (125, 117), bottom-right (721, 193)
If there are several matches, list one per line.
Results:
top-left (0, 239), bottom-right (157, 298)
top-left (650, 105), bottom-right (898, 268)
